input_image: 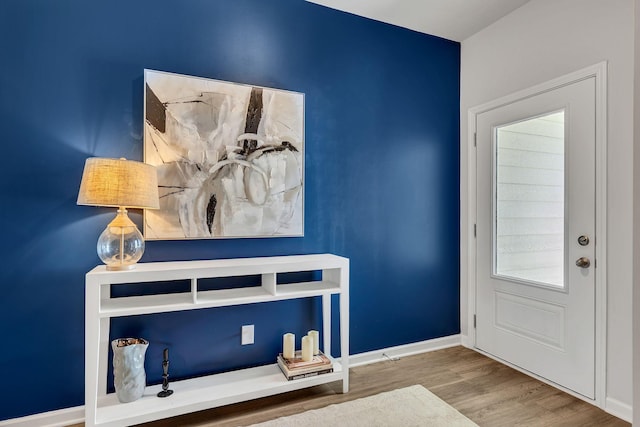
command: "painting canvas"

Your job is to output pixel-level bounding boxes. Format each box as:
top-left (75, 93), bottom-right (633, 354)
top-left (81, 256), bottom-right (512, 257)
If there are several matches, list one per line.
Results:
top-left (143, 69), bottom-right (304, 239)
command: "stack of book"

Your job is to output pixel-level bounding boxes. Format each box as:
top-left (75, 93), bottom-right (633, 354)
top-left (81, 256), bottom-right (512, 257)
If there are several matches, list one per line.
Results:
top-left (277, 351), bottom-right (333, 381)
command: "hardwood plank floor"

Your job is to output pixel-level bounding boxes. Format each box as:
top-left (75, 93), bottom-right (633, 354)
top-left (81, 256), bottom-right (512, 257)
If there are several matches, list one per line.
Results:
top-left (75, 346), bottom-right (630, 426)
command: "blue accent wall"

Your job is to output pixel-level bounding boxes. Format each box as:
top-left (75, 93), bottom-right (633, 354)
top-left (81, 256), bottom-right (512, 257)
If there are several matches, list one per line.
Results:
top-left (0, 0), bottom-right (460, 420)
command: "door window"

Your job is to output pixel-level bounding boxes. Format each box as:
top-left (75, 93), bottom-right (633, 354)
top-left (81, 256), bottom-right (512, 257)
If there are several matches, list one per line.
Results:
top-left (494, 111), bottom-right (565, 288)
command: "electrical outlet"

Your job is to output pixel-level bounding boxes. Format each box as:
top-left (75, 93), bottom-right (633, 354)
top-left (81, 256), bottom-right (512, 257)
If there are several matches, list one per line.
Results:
top-left (241, 325), bottom-right (254, 345)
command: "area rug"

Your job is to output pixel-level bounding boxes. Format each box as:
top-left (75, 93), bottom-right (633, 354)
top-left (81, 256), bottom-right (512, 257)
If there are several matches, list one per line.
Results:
top-left (246, 385), bottom-right (478, 427)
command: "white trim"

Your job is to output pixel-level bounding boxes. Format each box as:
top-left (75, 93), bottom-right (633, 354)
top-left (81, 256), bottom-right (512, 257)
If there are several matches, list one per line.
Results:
top-left (464, 62), bottom-right (608, 407)
top-left (593, 61), bottom-right (608, 412)
top-left (605, 397), bottom-right (633, 423)
top-left (463, 106), bottom-right (478, 349)
top-left (460, 333), bottom-right (473, 348)
top-left (0, 406), bottom-right (84, 427)
top-left (347, 335), bottom-right (462, 367)
top-left (1, 335), bottom-right (462, 427)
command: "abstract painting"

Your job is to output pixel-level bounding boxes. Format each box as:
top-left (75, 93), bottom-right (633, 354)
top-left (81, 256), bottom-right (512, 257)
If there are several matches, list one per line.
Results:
top-left (143, 69), bottom-right (304, 239)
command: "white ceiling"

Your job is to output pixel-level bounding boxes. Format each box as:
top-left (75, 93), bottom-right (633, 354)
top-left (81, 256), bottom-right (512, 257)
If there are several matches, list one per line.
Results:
top-left (306, 0), bottom-right (531, 42)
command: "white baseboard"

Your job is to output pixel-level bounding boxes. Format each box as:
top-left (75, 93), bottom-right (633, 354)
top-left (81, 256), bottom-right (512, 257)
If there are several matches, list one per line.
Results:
top-left (460, 333), bottom-right (473, 348)
top-left (0, 406), bottom-right (84, 427)
top-left (348, 334), bottom-right (462, 367)
top-left (0, 334), bottom-right (463, 427)
top-left (605, 396), bottom-right (632, 423)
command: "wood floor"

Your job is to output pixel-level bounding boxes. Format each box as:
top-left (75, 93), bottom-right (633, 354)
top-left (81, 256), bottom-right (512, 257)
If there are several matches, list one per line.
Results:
top-left (78, 346), bottom-right (630, 427)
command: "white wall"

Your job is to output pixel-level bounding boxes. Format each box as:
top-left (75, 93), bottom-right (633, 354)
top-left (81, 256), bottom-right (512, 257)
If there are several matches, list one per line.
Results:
top-left (460, 0), bottom-right (634, 418)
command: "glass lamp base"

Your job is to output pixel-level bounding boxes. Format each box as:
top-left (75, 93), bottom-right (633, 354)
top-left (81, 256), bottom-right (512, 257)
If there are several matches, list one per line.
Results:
top-left (98, 208), bottom-right (145, 270)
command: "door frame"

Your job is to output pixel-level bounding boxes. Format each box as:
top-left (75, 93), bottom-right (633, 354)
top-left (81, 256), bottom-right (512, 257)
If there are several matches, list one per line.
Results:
top-left (461, 62), bottom-right (608, 406)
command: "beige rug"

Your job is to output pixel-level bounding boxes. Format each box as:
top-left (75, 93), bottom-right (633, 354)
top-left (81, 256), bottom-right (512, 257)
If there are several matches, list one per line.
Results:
top-left (246, 385), bottom-right (478, 426)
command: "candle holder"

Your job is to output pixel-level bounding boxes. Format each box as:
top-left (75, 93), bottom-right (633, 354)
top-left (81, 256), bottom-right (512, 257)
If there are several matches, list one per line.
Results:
top-left (157, 348), bottom-right (174, 398)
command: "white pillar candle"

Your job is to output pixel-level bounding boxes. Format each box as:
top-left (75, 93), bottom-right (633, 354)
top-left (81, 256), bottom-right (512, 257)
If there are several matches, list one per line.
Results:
top-left (301, 335), bottom-right (313, 362)
top-left (283, 333), bottom-right (295, 360)
top-left (308, 330), bottom-right (320, 355)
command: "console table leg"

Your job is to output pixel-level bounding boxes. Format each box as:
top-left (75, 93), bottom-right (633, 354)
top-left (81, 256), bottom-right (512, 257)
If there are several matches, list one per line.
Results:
top-left (322, 294), bottom-right (331, 357)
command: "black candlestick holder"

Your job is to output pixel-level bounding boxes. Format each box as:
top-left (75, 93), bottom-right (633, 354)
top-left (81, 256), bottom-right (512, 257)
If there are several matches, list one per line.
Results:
top-left (157, 348), bottom-right (174, 398)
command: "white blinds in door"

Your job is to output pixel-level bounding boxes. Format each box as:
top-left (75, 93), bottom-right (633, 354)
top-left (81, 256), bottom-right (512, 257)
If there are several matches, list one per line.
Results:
top-left (494, 111), bottom-right (565, 288)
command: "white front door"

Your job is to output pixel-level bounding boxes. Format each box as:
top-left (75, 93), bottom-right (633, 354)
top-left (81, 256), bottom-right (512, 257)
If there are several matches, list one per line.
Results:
top-left (475, 76), bottom-right (597, 398)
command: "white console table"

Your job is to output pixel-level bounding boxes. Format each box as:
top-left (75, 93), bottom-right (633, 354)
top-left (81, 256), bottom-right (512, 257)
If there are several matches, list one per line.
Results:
top-left (84, 254), bottom-right (349, 427)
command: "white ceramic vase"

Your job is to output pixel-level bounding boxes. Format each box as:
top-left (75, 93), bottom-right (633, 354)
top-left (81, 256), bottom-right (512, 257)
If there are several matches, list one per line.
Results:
top-left (112, 338), bottom-right (148, 403)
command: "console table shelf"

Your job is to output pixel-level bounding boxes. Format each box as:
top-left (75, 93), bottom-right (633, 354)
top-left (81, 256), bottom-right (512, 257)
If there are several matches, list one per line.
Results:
top-left (85, 254), bottom-right (349, 427)
top-left (95, 360), bottom-right (344, 426)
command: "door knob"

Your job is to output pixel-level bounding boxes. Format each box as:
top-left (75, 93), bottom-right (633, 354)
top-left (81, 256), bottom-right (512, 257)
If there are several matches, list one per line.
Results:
top-left (575, 257), bottom-right (590, 268)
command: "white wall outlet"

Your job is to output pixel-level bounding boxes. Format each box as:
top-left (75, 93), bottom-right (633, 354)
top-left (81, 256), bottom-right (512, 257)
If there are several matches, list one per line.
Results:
top-left (241, 324), bottom-right (254, 345)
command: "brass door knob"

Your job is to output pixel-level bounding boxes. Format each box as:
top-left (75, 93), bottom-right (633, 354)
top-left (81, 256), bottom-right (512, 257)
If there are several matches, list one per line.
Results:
top-left (575, 257), bottom-right (591, 268)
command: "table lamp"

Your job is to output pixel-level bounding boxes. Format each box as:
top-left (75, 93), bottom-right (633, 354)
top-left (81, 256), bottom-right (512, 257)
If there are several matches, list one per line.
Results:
top-left (77, 157), bottom-right (159, 270)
